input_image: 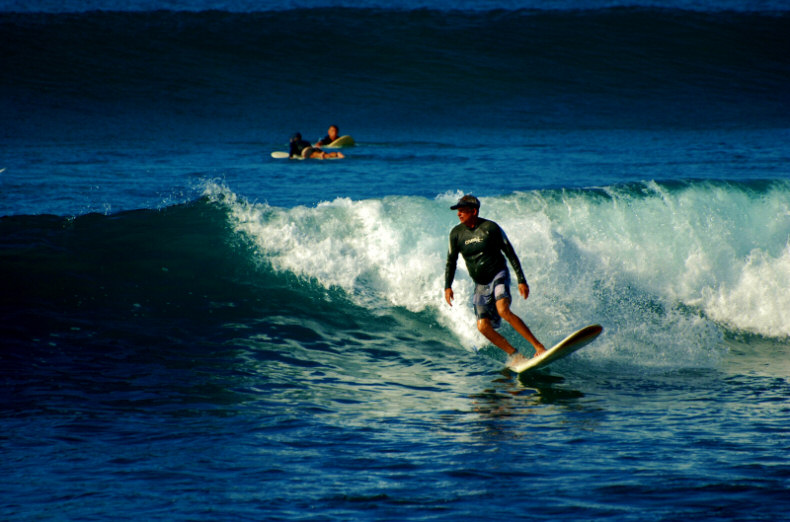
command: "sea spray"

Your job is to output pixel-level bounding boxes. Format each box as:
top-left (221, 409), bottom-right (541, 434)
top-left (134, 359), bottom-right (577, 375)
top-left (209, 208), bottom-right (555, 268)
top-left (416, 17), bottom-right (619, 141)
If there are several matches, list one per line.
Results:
top-left (208, 180), bottom-right (790, 371)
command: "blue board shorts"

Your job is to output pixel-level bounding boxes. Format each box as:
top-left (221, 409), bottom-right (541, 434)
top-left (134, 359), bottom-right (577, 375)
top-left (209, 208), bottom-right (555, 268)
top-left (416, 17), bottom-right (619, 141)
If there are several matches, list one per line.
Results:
top-left (473, 269), bottom-right (511, 329)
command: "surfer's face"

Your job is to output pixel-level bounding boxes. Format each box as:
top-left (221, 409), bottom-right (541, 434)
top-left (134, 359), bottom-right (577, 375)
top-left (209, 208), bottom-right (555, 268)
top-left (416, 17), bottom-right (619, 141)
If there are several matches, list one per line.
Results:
top-left (328, 126), bottom-right (339, 140)
top-left (457, 207), bottom-right (477, 226)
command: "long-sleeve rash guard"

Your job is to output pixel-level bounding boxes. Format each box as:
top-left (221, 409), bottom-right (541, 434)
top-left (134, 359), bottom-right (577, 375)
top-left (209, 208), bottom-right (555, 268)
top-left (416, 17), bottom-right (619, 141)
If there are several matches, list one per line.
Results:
top-left (289, 138), bottom-right (312, 158)
top-left (444, 218), bottom-right (527, 289)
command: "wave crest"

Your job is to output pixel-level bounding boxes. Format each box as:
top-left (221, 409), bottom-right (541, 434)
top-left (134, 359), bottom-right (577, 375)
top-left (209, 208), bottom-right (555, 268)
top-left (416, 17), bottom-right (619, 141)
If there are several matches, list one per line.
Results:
top-left (208, 179), bottom-right (790, 352)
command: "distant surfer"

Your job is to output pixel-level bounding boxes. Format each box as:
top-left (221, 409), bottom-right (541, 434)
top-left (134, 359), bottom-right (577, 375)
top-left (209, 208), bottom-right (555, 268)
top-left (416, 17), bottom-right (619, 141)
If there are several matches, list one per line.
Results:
top-left (314, 125), bottom-right (341, 147)
top-left (289, 132), bottom-right (344, 159)
top-left (444, 194), bottom-right (546, 369)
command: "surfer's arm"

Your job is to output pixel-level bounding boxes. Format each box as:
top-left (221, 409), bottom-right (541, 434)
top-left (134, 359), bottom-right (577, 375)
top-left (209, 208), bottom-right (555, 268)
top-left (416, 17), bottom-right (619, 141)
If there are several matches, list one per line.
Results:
top-left (444, 288), bottom-right (454, 306)
top-left (444, 231), bottom-right (460, 305)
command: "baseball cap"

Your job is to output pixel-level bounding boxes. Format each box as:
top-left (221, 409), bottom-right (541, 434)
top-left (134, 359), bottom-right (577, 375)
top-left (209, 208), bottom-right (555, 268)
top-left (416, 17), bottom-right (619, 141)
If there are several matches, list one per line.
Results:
top-left (450, 194), bottom-right (480, 210)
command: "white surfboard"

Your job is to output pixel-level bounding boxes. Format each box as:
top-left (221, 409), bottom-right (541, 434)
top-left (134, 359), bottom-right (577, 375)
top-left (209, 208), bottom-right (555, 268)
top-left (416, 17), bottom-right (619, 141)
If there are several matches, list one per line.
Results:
top-left (509, 324), bottom-right (603, 374)
top-left (324, 135), bottom-right (354, 148)
top-left (270, 151), bottom-right (342, 160)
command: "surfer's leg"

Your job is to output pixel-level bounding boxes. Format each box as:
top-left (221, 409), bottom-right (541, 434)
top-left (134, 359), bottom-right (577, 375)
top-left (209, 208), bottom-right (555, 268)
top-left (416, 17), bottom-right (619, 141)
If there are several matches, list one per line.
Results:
top-left (477, 318), bottom-right (517, 356)
top-left (495, 298), bottom-right (546, 357)
top-left (308, 148), bottom-right (344, 159)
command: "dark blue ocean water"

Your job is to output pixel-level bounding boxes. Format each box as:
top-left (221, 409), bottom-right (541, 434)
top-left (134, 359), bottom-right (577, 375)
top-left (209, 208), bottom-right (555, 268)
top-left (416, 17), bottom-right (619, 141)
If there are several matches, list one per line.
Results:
top-left (2, 1), bottom-right (790, 520)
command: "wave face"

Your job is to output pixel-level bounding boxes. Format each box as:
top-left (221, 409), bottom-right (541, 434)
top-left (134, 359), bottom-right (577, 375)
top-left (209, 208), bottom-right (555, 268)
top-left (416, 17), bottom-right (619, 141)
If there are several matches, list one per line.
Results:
top-left (3, 7), bottom-right (790, 145)
top-left (216, 180), bottom-right (790, 348)
top-left (5, 179), bottom-right (785, 377)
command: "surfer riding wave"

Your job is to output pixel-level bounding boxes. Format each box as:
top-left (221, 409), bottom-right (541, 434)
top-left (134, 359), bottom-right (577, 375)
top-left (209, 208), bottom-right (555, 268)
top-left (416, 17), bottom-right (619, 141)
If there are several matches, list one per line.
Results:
top-left (444, 195), bottom-right (546, 370)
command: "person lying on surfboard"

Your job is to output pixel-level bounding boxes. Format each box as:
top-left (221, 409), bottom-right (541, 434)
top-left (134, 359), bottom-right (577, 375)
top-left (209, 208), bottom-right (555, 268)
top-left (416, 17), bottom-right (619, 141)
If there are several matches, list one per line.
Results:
top-left (289, 132), bottom-right (344, 160)
top-left (444, 194), bottom-right (546, 370)
top-left (314, 124), bottom-right (341, 147)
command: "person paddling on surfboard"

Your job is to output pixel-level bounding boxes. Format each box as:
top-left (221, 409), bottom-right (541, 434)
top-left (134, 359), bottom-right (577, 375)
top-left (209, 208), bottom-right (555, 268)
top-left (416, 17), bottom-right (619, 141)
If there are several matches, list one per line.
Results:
top-left (289, 132), bottom-right (344, 159)
top-left (444, 194), bottom-right (546, 370)
top-left (314, 125), bottom-right (340, 147)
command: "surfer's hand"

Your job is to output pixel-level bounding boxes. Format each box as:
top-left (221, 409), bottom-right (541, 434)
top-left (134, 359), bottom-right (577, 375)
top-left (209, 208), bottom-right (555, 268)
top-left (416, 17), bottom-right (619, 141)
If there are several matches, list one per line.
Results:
top-left (445, 288), bottom-right (454, 306)
top-left (518, 283), bottom-right (529, 300)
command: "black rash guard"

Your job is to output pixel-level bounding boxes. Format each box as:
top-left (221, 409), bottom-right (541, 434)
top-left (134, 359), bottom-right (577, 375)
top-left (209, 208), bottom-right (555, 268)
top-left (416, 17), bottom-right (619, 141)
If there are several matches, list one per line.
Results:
top-left (444, 218), bottom-right (527, 289)
top-left (315, 135), bottom-right (333, 146)
top-left (289, 138), bottom-right (312, 158)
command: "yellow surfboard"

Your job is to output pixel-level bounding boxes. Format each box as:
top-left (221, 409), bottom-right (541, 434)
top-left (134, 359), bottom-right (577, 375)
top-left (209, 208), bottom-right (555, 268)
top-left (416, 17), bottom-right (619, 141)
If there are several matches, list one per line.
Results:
top-left (324, 135), bottom-right (355, 148)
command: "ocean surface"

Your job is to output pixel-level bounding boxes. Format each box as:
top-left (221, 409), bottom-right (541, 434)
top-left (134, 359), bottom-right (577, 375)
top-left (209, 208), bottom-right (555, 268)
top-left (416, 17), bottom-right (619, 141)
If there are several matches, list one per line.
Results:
top-left (2, 0), bottom-right (790, 520)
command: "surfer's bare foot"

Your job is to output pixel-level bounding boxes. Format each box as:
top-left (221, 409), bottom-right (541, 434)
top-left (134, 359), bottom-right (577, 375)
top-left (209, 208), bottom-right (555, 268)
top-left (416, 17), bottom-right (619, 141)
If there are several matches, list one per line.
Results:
top-left (531, 344), bottom-right (547, 358)
top-left (506, 352), bottom-right (529, 370)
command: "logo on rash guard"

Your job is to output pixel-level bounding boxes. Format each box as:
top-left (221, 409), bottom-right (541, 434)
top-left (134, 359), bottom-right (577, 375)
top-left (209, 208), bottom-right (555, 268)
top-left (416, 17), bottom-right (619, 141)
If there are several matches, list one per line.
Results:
top-left (465, 237), bottom-right (483, 245)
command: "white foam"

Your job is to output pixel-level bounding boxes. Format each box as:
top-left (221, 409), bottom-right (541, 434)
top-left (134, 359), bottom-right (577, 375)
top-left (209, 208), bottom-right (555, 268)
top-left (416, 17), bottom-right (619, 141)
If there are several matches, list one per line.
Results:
top-left (206, 180), bottom-right (790, 359)
top-left (704, 244), bottom-right (790, 338)
top-left (524, 181), bottom-right (790, 340)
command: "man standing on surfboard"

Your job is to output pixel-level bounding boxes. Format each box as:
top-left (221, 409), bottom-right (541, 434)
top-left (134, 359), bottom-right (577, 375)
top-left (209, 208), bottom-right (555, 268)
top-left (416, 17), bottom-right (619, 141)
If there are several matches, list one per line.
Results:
top-left (444, 194), bottom-right (546, 369)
